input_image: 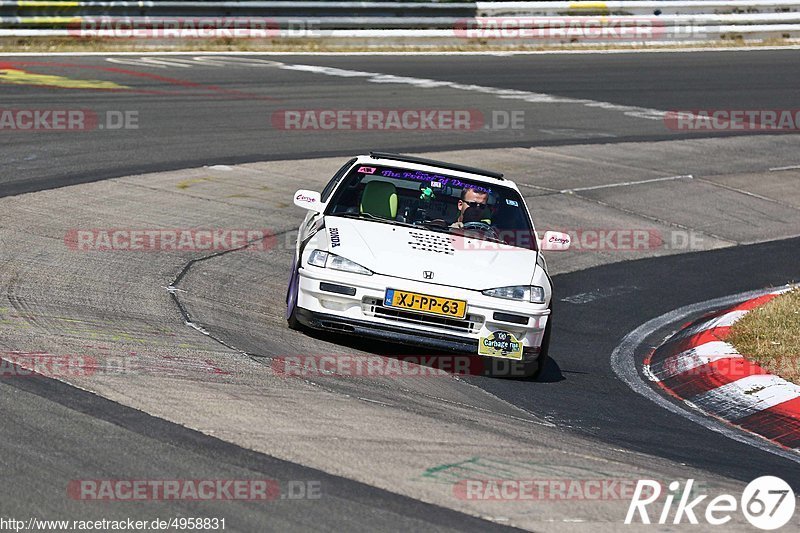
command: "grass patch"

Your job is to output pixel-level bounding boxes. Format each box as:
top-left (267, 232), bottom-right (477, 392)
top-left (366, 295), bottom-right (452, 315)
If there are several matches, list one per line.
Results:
top-left (729, 289), bottom-right (800, 384)
top-left (176, 177), bottom-right (211, 190)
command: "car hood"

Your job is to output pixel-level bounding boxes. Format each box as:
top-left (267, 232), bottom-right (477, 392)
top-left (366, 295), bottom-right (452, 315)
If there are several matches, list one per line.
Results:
top-left (320, 216), bottom-right (538, 289)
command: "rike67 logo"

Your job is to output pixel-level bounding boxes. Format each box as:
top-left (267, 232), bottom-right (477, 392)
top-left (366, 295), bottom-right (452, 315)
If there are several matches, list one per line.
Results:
top-left (625, 477), bottom-right (795, 530)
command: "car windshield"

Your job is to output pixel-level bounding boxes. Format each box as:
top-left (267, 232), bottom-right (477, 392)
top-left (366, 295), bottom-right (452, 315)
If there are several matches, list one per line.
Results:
top-left (325, 163), bottom-right (537, 251)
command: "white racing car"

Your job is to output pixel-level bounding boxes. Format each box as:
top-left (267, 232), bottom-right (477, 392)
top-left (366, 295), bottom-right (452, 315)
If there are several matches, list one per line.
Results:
top-left (286, 152), bottom-right (570, 378)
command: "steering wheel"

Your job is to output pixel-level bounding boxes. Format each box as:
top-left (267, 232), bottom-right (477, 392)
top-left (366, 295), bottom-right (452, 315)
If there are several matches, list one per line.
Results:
top-left (463, 221), bottom-right (493, 231)
top-left (462, 221), bottom-right (500, 240)
top-left (417, 218), bottom-right (444, 227)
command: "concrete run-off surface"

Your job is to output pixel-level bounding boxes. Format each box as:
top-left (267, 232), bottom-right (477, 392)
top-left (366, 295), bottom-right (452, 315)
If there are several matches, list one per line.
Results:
top-left (1, 136), bottom-right (800, 530)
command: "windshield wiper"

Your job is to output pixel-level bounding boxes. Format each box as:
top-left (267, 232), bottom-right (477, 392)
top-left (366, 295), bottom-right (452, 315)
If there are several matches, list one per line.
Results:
top-left (414, 220), bottom-right (455, 235)
top-left (332, 212), bottom-right (415, 228)
top-left (476, 235), bottom-right (507, 245)
top-left (332, 211), bottom-right (397, 223)
top-left (332, 211), bottom-right (375, 219)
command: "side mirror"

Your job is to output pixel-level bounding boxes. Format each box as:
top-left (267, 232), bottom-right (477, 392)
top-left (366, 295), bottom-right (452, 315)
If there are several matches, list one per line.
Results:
top-left (293, 190), bottom-right (322, 212)
top-left (540, 231), bottom-right (571, 251)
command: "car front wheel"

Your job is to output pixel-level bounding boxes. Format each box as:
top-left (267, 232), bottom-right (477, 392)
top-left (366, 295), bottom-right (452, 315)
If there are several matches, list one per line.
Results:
top-left (286, 257), bottom-right (301, 330)
top-left (530, 312), bottom-right (552, 380)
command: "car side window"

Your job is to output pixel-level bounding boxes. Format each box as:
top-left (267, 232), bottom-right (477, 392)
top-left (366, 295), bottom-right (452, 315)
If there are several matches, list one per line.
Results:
top-left (321, 158), bottom-right (357, 203)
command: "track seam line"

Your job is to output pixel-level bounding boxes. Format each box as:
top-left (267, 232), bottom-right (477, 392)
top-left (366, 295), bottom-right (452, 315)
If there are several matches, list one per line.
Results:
top-left (694, 176), bottom-right (800, 212)
top-left (524, 146), bottom-right (676, 176)
top-left (566, 190), bottom-right (738, 246)
top-left (167, 228), bottom-right (296, 366)
top-left (559, 174), bottom-right (692, 194)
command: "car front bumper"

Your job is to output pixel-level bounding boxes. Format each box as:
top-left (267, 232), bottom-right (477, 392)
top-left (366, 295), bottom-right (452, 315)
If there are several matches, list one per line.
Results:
top-left (296, 307), bottom-right (481, 353)
top-left (295, 265), bottom-right (551, 358)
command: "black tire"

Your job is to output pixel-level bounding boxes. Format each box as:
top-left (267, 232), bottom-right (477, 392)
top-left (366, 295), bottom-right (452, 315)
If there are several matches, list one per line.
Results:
top-left (530, 312), bottom-right (552, 380)
top-left (513, 305), bottom-right (553, 379)
top-left (286, 258), bottom-right (302, 331)
top-left (287, 305), bottom-right (301, 331)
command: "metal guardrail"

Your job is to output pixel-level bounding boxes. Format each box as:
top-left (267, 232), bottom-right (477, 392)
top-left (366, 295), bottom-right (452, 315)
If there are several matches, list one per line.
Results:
top-left (1, 1), bottom-right (800, 43)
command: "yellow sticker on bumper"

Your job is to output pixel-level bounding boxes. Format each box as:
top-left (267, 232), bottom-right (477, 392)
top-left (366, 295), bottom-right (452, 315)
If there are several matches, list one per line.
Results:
top-left (478, 330), bottom-right (523, 360)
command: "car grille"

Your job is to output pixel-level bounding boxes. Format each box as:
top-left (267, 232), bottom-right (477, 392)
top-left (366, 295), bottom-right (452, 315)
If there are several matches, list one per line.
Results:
top-left (361, 297), bottom-right (483, 334)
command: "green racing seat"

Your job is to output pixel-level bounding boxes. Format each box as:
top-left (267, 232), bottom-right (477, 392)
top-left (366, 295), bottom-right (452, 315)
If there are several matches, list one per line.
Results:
top-left (360, 180), bottom-right (398, 220)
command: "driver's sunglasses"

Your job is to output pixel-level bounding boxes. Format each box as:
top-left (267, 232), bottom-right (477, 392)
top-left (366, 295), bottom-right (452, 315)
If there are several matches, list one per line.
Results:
top-left (463, 201), bottom-right (487, 208)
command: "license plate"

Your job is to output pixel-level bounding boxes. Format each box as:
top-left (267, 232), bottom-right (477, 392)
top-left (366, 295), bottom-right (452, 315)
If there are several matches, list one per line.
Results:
top-left (384, 289), bottom-right (466, 319)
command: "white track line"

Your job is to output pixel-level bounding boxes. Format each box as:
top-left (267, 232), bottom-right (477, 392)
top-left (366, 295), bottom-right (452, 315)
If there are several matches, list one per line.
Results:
top-left (610, 286), bottom-right (800, 464)
top-left (560, 174), bottom-right (693, 194)
top-left (260, 61), bottom-right (669, 121)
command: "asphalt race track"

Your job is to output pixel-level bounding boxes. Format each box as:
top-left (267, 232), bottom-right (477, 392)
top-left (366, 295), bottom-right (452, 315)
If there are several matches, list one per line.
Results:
top-left (3, 49), bottom-right (800, 196)
top-left (1, 50), bottom-right (800, 531)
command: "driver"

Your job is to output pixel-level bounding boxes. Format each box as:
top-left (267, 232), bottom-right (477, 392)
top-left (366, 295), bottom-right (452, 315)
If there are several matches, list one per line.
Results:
top-left (451, 187), bottom-right (491, 228)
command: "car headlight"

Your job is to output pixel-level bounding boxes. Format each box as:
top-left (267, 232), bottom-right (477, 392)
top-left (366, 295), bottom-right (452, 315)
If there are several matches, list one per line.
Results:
top-left (307, 249), bottom-right (372, 276)
top-left (482, 285), bottom-right (545, 304)
top-left (308, 249), bottom-right (329, 267)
